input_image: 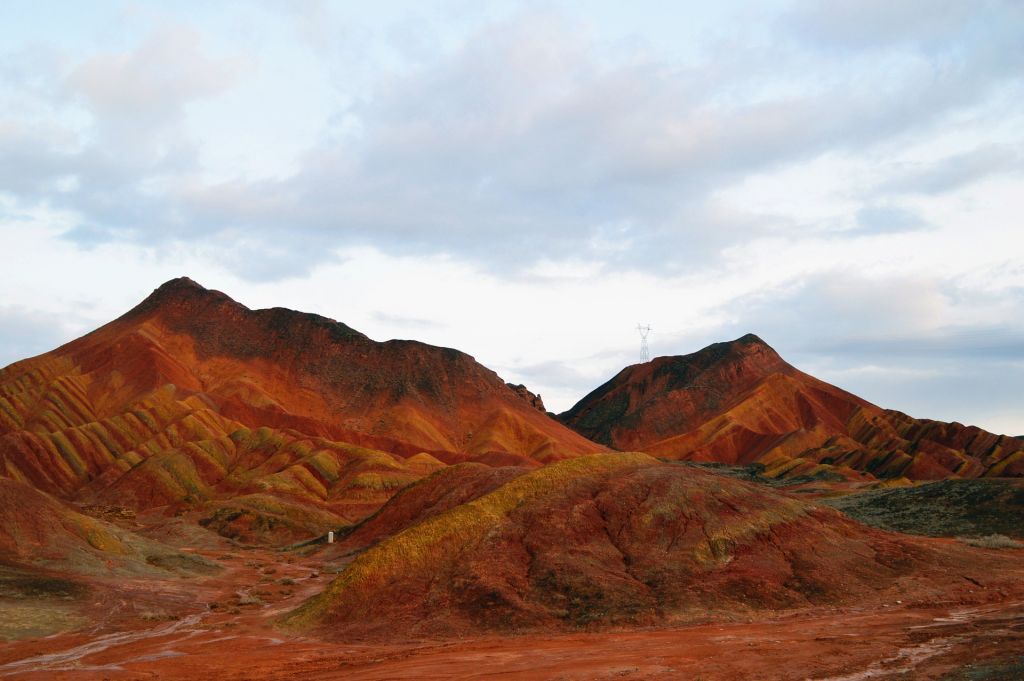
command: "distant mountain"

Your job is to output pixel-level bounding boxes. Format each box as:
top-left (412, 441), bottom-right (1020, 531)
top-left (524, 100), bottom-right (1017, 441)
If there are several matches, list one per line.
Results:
top-left (0, 278), bottom-right (601, 541)
top-left (559, 334), bottom-right (1023, 480)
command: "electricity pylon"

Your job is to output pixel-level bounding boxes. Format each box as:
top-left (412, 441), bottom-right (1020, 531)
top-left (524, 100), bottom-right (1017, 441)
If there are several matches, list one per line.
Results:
top-left (637, 324), bottom-right (652, 362)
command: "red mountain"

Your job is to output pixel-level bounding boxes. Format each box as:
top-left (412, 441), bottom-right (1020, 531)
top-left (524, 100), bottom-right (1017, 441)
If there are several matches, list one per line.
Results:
top-left (0, 278), bottom-right (601, 538)
top-left (559, 334), bottom-right (1024, 480)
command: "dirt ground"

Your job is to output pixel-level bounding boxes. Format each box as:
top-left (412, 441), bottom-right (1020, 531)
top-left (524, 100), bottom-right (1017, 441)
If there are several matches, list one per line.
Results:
top-left (1, 540), bottom-right (1022, 681)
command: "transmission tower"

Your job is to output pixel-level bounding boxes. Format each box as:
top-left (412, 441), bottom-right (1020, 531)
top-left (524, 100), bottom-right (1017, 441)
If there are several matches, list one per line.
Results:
top-left (637, 324), bottom-right (652, 363)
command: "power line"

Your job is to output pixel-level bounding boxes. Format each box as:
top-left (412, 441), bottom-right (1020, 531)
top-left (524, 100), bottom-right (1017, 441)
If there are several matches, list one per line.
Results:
top-left (637, 323), bottom-right (652, 362)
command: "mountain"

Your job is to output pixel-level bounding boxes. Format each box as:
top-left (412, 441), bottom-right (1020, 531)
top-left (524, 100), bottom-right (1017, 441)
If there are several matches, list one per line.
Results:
top-left (282, 453), bottom-right (1016, 638)
top-left (559, 334), bottom-right (1024, 480)
top-left (0, 278), bottom-right (601, 540)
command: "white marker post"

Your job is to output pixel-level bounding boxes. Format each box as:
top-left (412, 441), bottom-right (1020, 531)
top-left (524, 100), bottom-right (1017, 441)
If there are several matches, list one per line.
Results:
top-left (327, 531), bottom-right (334, 544)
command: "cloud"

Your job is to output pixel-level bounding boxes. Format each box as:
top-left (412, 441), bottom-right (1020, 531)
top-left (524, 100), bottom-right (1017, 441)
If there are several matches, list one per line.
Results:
top-left (729, 271), bottom-right (953, 343)
top-left (881, 144), bottom-right (1023, 195)
top-left (512, 359), bottom-right (600, 392)
top-left (851, 205), bottom-right (929, 234)
top-left (785, 0), bottom-right (1005, 51)
top-left (177, 6), bottom-right (1023, 277)
top-left (371, 311), bottom-right (442, 331)
top-left (0, 5), bottom-right (1017, 282)
top-left (0, 121), bottom-right (77, 197)
top-left (814, 325), bottom-right (1024, 362)
top-left (0, 25), bottom-right (243, 247)
top-left (67, 25), bottom-right (241, 137)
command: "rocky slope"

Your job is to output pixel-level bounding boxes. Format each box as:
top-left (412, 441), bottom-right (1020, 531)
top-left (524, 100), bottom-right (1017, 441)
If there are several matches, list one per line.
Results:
top-left (559, 334), bottom-right (1024, 480)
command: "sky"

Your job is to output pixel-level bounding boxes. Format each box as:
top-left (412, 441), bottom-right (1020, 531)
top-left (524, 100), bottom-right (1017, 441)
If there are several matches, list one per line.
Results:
top-left (1, 1), bottom-right (1023, 434)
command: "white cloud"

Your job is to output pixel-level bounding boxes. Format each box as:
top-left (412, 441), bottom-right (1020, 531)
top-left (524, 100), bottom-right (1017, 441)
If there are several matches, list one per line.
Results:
top-left (2, 4), bottom-right (1018, 279)
top-left (881, 144), bottom-right (1022, 195)
top-left (68, 26), bottom-right (240, 132)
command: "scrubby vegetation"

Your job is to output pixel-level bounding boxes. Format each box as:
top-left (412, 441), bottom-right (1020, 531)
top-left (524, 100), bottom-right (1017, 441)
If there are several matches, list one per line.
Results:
top-left (825, 479), bottom-right (1024, 538)
top-left (960, 534), bottom-right (1023, 549)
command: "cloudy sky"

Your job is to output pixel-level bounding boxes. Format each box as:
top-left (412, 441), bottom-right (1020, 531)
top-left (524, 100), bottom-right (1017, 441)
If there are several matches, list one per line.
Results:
top-left (2, 1), bottom-right (1023, 433)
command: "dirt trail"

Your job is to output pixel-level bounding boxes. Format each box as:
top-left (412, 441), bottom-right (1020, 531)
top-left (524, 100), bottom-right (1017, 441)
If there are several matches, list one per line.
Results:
top-left (0, 544), bottom-right (326, 680)
top-left (0, 612), bottom-right (206, 677)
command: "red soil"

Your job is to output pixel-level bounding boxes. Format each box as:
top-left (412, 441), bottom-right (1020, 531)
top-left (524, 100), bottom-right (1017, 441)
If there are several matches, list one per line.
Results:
top-left (560, 334), bottom-right (1024, 480)
top-left (1, 540), bottom-right (1021, 680)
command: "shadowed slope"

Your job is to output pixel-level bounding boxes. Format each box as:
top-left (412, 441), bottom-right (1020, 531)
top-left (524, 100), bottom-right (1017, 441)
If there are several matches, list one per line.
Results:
top-left (560, 335), bottom-right (1024, 480)
top-left (283, 454), bottom-right (1014, 638)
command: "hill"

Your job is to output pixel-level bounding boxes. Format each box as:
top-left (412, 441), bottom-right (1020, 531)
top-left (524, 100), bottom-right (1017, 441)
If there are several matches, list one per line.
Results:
top-left (282, 454), bottom-right (1017, 638)
top-left (559, 334), bottom-right (1024, 480)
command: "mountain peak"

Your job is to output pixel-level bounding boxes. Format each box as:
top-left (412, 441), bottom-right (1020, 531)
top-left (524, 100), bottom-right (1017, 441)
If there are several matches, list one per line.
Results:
top-left (665, 333), bottom-right (783, 374)
top-left (709, 333), bottom-right (777, 357)
top-left (10, 277), bottom-right (602, 467)
top-left (156, 276), bottom-right (205, 292)
top-left (558, 333), bottom-right (793, 449)
top-left (126, 277), bottom-right (236, 318)
top-left (733, 332), bottom-right (769, 347)
top-left (685, 332), bottom-right (783, 369)
top-left (119, 276), bottom-right (378, 352)
top-left (640, 334), bottom-right (777, 370)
